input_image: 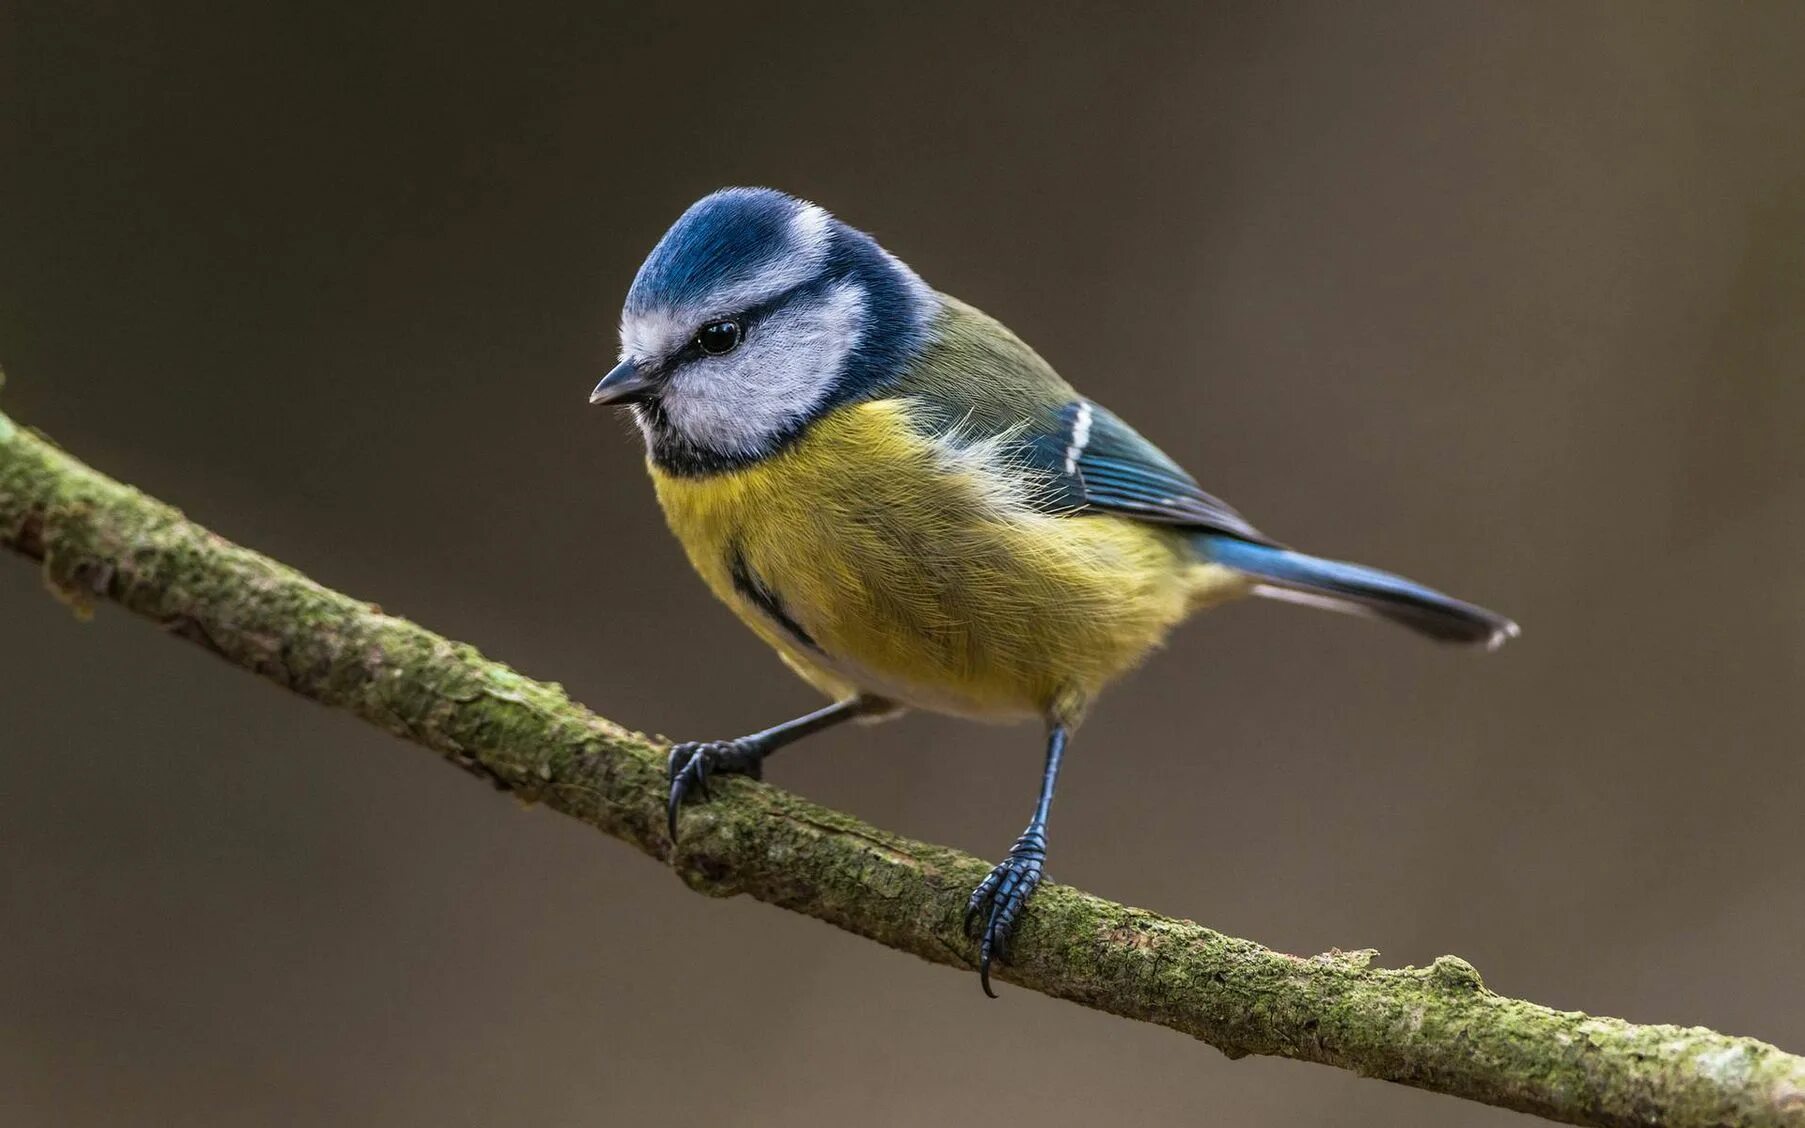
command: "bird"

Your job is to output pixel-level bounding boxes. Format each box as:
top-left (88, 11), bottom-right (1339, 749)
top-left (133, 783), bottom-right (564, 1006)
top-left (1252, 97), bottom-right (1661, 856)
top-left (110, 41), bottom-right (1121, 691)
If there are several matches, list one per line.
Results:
top-left (589, 187), bottom-right (1518, 996)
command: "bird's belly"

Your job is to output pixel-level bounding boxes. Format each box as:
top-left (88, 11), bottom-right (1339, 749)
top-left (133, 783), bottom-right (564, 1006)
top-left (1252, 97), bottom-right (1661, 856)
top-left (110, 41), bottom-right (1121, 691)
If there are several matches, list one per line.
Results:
top-left (650, 401), bottom-right (1244, 720)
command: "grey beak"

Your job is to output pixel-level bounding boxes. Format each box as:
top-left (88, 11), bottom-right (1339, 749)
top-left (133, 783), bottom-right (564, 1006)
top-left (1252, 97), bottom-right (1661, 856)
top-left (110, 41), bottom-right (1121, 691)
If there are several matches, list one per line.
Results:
top-left (589, 359), bottom-right (657, 406)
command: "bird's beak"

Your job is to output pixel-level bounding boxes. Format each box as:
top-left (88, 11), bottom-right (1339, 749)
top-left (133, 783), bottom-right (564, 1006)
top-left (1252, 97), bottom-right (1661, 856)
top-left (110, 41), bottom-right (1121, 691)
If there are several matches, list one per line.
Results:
top-left (589, 359), bottom-right (657, 406)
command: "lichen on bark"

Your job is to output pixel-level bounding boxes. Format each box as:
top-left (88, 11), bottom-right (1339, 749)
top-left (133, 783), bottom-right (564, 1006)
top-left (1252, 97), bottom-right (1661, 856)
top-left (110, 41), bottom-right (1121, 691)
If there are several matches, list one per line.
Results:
top-left (3, 402), bottom-right (1802, 1128)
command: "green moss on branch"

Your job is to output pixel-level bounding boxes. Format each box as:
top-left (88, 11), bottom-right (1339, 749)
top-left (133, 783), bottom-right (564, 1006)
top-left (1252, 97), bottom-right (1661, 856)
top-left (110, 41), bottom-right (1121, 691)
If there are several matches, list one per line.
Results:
top-left (3, 403), bottom-right (1801, 1128)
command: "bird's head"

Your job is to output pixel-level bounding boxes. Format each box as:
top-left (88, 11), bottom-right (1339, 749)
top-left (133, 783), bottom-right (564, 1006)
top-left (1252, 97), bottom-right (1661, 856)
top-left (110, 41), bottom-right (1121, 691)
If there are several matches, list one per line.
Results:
top-left (592, 188), bottom-right (937, 473)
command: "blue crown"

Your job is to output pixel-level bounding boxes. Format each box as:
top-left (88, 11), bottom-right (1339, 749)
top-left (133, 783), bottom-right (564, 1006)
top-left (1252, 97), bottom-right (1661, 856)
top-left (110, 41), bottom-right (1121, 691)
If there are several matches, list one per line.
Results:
top-left (626, 187), bottom-right (809, 316)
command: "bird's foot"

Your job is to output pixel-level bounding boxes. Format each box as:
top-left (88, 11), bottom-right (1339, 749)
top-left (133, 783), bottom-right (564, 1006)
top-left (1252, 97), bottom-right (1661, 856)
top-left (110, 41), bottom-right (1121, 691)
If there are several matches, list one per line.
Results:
top-left (963, 828), bottom-right (1047, 997)
top-left (666, 738), bottom-right (767, 842)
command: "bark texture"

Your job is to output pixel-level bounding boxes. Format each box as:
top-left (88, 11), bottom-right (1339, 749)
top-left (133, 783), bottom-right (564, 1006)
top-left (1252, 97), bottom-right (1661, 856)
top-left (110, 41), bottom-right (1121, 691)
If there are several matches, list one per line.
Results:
top-left (3, 401), bottom-right (1801, 1128)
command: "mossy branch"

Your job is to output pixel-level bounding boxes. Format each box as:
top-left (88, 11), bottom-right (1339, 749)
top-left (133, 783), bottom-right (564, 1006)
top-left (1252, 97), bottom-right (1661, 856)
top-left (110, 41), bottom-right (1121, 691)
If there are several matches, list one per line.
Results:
top-left (2, 400), bottom-right (1801, 1128)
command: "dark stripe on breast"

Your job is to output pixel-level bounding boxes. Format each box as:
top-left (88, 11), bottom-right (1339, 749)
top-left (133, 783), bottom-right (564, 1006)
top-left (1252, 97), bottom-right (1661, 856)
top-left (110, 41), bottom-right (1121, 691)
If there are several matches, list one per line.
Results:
top-left (728, 547), bottom-right (820, 652)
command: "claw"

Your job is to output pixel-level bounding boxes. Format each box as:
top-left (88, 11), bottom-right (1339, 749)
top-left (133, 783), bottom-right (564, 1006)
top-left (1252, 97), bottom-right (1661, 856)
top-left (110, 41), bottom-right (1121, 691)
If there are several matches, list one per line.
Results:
top-left (964, 838), bottom-right (1046, 998)
top-left (989, 908), bottom-right (1012, 964)
top-left (963, 869), bottom-right (1002, 937)
top-left (666, 772), bottom-right (686, 842)
top-left (978, 900), bottom-right (1005, 997)
top-left (665, 738), bottom-right (766, 844)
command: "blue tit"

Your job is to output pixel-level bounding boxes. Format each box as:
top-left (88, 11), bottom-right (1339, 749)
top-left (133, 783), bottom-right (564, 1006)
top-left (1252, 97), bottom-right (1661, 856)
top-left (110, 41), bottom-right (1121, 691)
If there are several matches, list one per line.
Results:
top-left (590, 187), bottom-right (1518, 995)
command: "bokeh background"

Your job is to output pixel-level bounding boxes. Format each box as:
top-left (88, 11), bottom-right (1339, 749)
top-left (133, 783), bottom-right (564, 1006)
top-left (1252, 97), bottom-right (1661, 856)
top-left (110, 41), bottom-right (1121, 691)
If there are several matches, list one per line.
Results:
top-left (4, 3), bottom-right (1804, 1125)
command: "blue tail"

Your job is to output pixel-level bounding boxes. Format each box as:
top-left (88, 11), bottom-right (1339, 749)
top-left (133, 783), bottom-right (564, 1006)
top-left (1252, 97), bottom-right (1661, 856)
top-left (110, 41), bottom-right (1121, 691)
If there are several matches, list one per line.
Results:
top-left (1198, 535), bottom-right (1519, 649)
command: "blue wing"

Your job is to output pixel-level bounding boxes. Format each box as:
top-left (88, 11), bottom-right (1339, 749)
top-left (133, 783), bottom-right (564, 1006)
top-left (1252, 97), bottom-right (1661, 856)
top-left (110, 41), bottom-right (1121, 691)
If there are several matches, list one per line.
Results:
top-left (1011, 399), bottom-right (1517, 647)
top-left (1022, 400), bottom-right (1278, 545)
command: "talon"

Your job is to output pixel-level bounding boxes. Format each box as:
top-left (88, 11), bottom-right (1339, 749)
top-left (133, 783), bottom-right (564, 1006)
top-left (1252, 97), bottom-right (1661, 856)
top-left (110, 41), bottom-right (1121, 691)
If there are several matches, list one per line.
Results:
top-left (666, 742), bottom-right (702, 843)
top-left (666, 753), bottom-right (690, 842)
top-left (664, 739), bottom-right (767, 845)
top-left (964, 842), bottom-right (1046, 997)
top-left (990, 912), bottom-right (1012, 964)
top-left (963, 871), bottom-right (1000, 938)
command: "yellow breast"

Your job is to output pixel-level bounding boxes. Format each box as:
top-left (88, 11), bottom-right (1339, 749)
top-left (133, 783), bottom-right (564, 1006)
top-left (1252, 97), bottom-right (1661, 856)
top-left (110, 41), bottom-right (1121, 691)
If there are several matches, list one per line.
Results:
top-left (650, 399), bottom-right (1248, 722)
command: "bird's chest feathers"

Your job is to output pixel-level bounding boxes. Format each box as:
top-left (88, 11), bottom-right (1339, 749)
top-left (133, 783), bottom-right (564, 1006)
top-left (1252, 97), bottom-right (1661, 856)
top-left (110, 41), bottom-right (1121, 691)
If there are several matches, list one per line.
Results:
top-left (649, 400), bottom-right (1196, 716)
top-left (650, 401), bottom-right (1003, 657)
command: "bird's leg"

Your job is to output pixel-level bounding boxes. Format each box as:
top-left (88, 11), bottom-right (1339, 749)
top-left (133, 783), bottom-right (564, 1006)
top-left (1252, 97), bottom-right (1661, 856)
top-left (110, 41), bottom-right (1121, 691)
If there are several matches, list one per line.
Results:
top-left (964, 722), bottom-right (1068, 997)
top-left (666, 695), bottom-right (889, 841)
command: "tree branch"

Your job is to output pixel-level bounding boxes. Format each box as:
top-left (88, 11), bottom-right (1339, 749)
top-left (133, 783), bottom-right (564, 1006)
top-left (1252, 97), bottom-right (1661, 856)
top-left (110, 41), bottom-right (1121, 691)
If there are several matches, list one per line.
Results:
top-left (2, 399), bottom-right (1801, 1128)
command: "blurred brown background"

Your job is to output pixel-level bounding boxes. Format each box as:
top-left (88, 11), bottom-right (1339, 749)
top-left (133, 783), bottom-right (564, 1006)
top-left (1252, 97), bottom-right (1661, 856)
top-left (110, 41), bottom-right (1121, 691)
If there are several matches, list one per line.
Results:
top-left (4, 3), bottom-right (1803, 1125)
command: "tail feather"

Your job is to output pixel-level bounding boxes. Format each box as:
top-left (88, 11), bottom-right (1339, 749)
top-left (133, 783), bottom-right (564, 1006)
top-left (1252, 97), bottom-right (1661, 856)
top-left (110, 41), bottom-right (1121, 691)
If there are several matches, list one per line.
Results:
top-left (1199, 534), bottom-right (1519, 649)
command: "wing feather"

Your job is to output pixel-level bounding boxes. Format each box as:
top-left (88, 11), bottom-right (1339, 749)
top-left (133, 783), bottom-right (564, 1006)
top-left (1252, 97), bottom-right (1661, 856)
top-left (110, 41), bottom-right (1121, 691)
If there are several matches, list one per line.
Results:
top-left (1021, 400), bottom-right (1276, 544)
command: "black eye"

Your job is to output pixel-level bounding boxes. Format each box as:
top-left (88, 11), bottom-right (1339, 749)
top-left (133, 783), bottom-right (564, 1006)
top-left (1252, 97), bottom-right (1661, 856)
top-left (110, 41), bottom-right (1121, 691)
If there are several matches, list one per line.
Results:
top-left (696, 319), bottom-right (742, 356)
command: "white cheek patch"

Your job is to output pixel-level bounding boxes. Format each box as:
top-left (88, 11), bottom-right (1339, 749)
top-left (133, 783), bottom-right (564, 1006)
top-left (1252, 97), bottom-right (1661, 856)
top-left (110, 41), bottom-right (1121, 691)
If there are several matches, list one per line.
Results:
top-left (658, 279), bottom-right (867, 456)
